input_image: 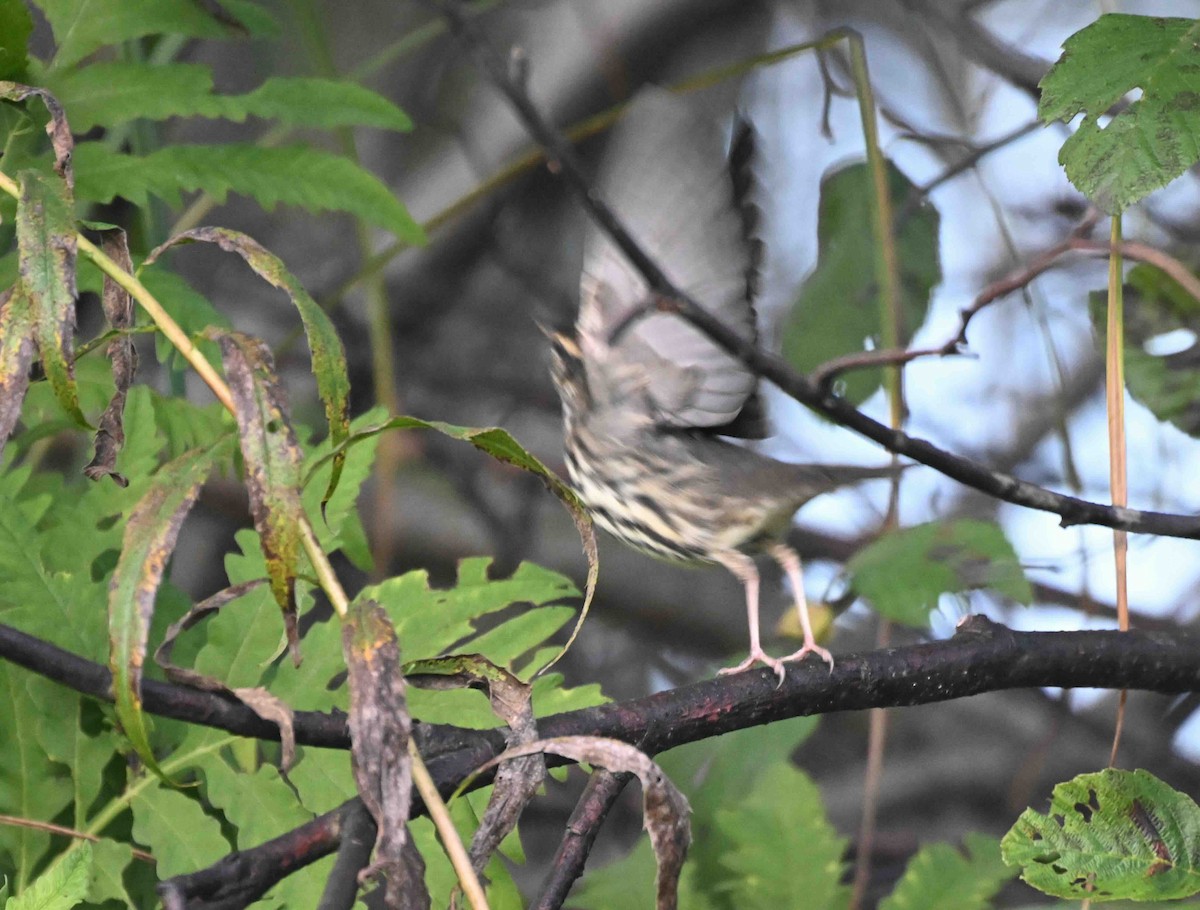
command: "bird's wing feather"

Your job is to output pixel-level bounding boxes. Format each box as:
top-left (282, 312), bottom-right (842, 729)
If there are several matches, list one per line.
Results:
top-left (578, 87), bottom-right (760, 431)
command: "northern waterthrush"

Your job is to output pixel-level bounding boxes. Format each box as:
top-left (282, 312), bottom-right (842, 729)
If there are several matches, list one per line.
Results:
top-left (548, 88), bottom-right (897, 680)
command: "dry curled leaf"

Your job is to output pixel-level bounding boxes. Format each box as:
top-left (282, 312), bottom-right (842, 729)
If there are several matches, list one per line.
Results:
top-left (0, 82), bottom-right (74, 186)
top-left (343, 598), bottom-right (416, 905)
top-left (407, 654), bottom-right (544, 880)
top-left (474, 736), bottom-right (691, 910)
top-left (84, 229), bottom-right (137, 486)
top-left (152, 579), bottom-right (297, 768)
top-left (0, 287), bottom-right (35, 454)
top-left (146, 227), bottom-right (350, 508)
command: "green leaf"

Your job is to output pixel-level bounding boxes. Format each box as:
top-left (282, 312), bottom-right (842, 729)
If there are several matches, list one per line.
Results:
top-left (848, 519), bottom-right (1032, 627)
top-left (6, 841), bottom-right (90, 910)
top-left (1091, 266), bottom-right (1200, 436)
top-left (0, 664), bottom-right (73, 893)
top-left (130, 785), bottom-right (229, 878)
top-left (880, 833), bottom-right (1013, 910)
top-left (83, 839), bottom-right (134, 906)
top-left (310, 416), bottom-right (598, 672)
top-left (138, 267), bottom-right (232, 368)
top-left (35, 0), bottom-right (237, 69)
top-left (783, 160), bottom-right (940, 405)
top-left (45, 63), bottom-right (411, 133)
top-left (364, 558), bottom-right (576, 664)
top-left (717, 763), bottom-right (850, 909)
top-left (73, 142), bottom-right (425, 243)
top-left (1002, 768), bottom-right (1200, 901)
top-left (0, 0), bottom-right (32, 81)
top-left (108, 443), bottom-right (222, 776)
top-left (1039, 14), bottom-right (1200, 213)
top-left (16, 169), bottom-right (86, 427)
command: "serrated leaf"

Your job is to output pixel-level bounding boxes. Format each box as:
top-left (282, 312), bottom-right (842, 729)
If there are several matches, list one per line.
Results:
top-left (881, 833), bottom-right (1012, 910)
top-left (310, 417), bottom-right (597, 672)
top-left (148, 228), bottom-right (350, 503)
top-left (130, 784), bottom-right (229, 878)
top-left (783, 161), bottom-right (939, 405)
top-left (1091, 266), bottom-right (1200, 436)
top-left (717, 763), bottom-right (849, 910)
top-left (1002, 768), bottom-right (1200, 900)
top-left (73, 142), bottom-right (424, 242)
top-left (6, 841), bottom-right (90, 910)
top-left (16, 168), bottom-right (86, 427)
top-left (0, 0), bottom-right (31, 81)
top-left (0, 663), bottom-right (73, 892)
top-left (108, 443), bottom-right (222, 776)
top-left (216, 331), bottom-right (305, 663)
top-left (363, 558), bottom-right (576, 666)
top-left (848, 519), bottom-right (1032, 627)
top-left (35, 0), bottom-right (238, 69)
top-left (1039, 14), bottom-right (1200, 213)
top-left (45, 63), bottom-right (411, 133)
top-left (84, 839), bottom-right (134, 905)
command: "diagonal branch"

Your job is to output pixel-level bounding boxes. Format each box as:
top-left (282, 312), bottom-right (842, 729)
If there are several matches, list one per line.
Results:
top-left (421, 0), bottom-right (1200, 541)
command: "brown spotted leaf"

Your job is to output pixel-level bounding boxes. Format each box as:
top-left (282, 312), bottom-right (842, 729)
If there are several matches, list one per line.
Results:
top-left (0, 287), bottom-right (36, 454)
top-left (108, 443), bottom-right (223, 776)
top-left (147, 227), bottom-right (350, 506)
top-left (0, 82), bottom-right (74, 186)
top-left (307, 416), bottom-right (597, 672)
top-left (152, 579), bottom-right (296, 768)
top-left (475, 736), bottom-right (691, 910)
top-left (16, 169), bottom-right (86, 427)
top-left (407, 655), bottom-right (543, 876)
top-left (215, 330), bottom-right (305, 664)
top-left (84, 229), bottom-right (137, 486)
top-left (342, 598), bottom-right (414, 903)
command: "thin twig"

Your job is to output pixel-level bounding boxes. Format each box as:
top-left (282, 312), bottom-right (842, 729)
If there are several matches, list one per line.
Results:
top-left (532, 770), bottom-right (632, 910)
top-left (0, 813), bottom-right (155, 864)
top-left (408, 739), bottom-right (490, 910)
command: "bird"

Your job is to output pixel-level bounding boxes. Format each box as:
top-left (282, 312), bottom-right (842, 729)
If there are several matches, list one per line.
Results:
top-left (546, 87), bottom-right (899, 681)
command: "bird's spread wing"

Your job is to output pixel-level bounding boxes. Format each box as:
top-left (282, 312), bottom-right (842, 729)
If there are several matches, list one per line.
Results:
top-left (578, 87), bottom-right (763, 435)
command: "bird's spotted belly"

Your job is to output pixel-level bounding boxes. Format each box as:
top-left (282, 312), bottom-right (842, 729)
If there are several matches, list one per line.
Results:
top-left (565, 448), bottom-right (709, 563)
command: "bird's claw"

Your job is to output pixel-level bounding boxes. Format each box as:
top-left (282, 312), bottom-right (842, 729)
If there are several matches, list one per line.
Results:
top-left (718, 643), bottom-right (835, 685)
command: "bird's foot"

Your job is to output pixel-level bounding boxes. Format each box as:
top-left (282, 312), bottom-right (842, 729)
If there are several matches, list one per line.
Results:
top-left (717, 648), bottom-right (788, 686)
top-left (781, 641), bottom-right (835, 673)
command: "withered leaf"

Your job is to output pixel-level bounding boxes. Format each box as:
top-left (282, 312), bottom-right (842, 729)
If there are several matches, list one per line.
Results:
top-left (108, 443), bottom-right (223, 777)
top-left (474, 736), bottom-right (690, 910)
top-left (0, 82), bottom-right (74, 186)
top-left (16, 169), bottom-right (86, 427)
top-left (84, 228), bottom-right (138, 486)
top-left (147, 227), bottom-right (350, 508)
top-left (407, 654), bottom-right (544, 877)
top-left (215, 330), bottom-right (305, 664)
top-left (342, 598), bottom-right (414, 905)
top-left (0, 287), bottom-right (36, 455)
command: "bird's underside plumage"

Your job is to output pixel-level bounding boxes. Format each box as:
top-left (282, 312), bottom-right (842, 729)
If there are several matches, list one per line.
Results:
top-left (549, 87), bottom-right (897, 680)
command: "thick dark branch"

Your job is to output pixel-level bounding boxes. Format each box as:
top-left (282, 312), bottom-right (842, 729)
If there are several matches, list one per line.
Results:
top-left (424, 0), bottom-right (1200, 541)
top-left (11, 616), bottom-right (1200, 904)
top-left (147, 616), bottom-right (1200, 904)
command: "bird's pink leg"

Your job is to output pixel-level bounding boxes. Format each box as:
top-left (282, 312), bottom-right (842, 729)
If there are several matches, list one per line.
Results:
top-left (714, 551), bottom-right (786, 683)
top-left (769, 543), bottom-right (834, 670)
